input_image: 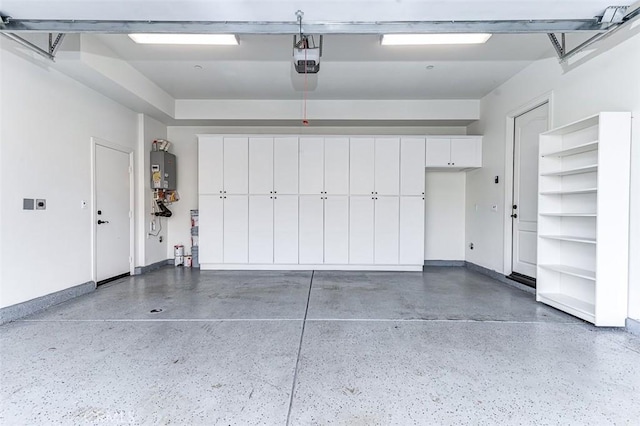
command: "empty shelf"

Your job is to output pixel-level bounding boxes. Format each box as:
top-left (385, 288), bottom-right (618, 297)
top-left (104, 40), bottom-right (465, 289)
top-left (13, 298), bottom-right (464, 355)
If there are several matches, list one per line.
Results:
top-left (541, 165), bottom-right (598, 177)
top-left (539, 235), bottom-right (596, 244)
top-left (539, 213), bottom-right (597, 217)
top-left (540, 188), bottom-right (597, 195)
top-left (537, 293), bottom-right (595, 323)
top-left (539, 264), bottom-right (596, 281)
top-left (541, 141), bottom-right (598, 157)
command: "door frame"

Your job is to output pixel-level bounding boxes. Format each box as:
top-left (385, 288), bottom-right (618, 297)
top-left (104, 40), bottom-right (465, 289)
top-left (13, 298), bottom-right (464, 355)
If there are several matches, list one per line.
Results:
top-left (91, 137), bottom-right (135, 283)
top-left (502, 93), bottom-right (554, 277)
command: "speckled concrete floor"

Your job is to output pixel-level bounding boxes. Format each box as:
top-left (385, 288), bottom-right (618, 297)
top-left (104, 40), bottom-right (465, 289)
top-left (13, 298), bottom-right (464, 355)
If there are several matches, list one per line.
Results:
top-left (1, 267), bottom-right (639, 425)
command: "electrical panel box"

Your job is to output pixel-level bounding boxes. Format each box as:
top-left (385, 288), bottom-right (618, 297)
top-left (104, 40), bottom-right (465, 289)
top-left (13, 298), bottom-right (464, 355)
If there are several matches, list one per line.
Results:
top-left (150, 151), bottom-right (177, 190)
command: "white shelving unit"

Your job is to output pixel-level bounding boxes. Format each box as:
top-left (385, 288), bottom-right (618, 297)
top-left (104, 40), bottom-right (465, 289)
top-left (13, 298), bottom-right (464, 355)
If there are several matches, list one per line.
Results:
top-left (537, 112), bottom-right (631, 326)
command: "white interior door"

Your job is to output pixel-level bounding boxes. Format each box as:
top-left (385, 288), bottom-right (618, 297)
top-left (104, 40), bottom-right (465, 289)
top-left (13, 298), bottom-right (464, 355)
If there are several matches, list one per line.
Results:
top-left (324, 196), bottom-right (349, 264)
top-left (248, 195), bottom-right (274, 264)
top-left (400, 137), bottom-right (426, 196)
top-left (223, 195), bottom-right (248, 263)
top-left (512, 102), bottom-right (549, 278)
top-left (223, 137), bottom-right (248, 194)
top-left (324, 137), bottom-right (350, 195)
top-left (374, 137), bottom-right (400, 195)
top-left (425, 138), bottom-right (451, 167)
top-left (349, 196), bottom-right (374, 264)
top-left (274, 195), bottom-right (298, 264)
top-left (374, 196), bottom-right (400, 264)
top-left (349, 138), bottom-right (375, 195)
top-left (249, 137), bottom-right (273, 195)
top-left (299, 137), bottom-right (324, 195)
top-left (274, 137), bottom-right (298, 194)
top-left (95, 144), bottom-right (131, 282)
top-left (399, 196), bottom-right (425, 265)
top-left (299, 195), bottom-right (324, 264)
top-left (198, 195), bottom-right (223, 264)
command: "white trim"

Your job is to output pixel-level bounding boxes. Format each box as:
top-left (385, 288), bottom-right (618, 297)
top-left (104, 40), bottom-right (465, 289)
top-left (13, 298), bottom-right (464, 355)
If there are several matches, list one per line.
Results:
top-left (502, 92), bottom-right (554, 277)
top-left (91, 137), bottom-right (136, 283)
top-left (199, 264), bottom-right (422, 272)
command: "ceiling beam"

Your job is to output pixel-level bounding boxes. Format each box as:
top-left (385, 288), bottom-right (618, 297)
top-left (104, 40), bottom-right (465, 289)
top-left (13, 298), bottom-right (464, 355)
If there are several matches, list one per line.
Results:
top-left (0, 18), bottom-right (611, 35)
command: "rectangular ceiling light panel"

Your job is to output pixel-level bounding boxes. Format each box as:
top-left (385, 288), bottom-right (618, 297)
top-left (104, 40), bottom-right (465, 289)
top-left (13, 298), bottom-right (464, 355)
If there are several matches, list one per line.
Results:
top-left (128, 33), bottom-right (239, 45)
top-left (381, 33), bottom-right (492, 45)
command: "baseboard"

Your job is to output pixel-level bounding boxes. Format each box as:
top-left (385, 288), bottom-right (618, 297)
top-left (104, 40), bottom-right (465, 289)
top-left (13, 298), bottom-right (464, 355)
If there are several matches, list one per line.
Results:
top-left (627, 318), bottom-right (640, 337)
top-left (423, 260), bottom-right (465, 267)
top-left (464, 262), bottom-right (536, 295)
top-left (0, 281), bottom-right (96, 325)
top-left (134, 259), bottom-right (173, 275)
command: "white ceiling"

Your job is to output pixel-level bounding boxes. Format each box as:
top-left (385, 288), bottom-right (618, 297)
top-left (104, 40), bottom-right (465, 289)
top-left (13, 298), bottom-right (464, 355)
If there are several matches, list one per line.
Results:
top-left (94, 33), bottom-right (558, 100)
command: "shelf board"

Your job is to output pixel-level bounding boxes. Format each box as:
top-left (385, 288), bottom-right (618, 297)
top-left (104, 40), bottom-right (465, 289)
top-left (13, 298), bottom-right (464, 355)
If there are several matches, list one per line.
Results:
top-left (539, 213), bottom-right (597, 217)
top-left (539, 188), bottom-right (597, 195)
top-left (537, 293), bottom-right (595, 323)
top-left (541, 165), bottom-right (598, 177)
top-left (539, 235), bottom-right (596, 244)
top-left (541, 141), bottom-right (598, 157)
top-left (539, 264), bottom-right (596, 281)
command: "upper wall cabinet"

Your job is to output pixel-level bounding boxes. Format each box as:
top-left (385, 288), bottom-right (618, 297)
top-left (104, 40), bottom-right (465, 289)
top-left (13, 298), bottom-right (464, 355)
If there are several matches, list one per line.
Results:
top-left (299, 137), bottom-right (349, 195)
top-left (249, 136), bottom-right (298, 195)
top-left (400, 137), bottom-right (426, 196)
top-left (198, 136), bottom-right (249, 194)
top-left (425, 136), bottom-right (482, 170)
top-left (350, 137), bottom-right (400, 195)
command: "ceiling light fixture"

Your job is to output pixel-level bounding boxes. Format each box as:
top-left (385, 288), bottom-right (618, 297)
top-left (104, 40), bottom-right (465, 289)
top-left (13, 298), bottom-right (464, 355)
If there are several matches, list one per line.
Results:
top-left (128, 34), bottom-right (239, 45)
top-left (381, 33), bottom-right (492, 45)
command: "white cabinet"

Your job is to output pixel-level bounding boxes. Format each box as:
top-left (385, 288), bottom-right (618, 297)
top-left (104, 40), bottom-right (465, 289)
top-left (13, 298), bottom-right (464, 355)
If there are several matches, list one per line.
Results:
top-left (198, 136), bottom-right (223, 195)
top-left (273, 195), bottom-right (298, 264)
top-left (249, 138), bottom-right (274, 195)
top-left (400, 137), bottom-right (426, 196)
top-left (223, 137), bottom-right (249, 193)
top-left (374, 138), bottom-right (400, 196)
top-left (248, 195), bottom-right (274, 263)
top-left (198, 195), bottom-right (223, 263)
top-left (223, 195), bottom-right (249, 263)
top-left (324, 196), bottom-right (349, 264)
top-left (537, 112), bottom-right (631, 326)
top-left (299, 195), bottom-right (324, 264)
top-left (299, 137), bottom-right (324, 195)
top-left (349, 196), bottom-right (375, 264)
top-left (274, 137), bottom-right (299, 194)
top-left (425, 137), bottom-right (482, 169)
top-left (374, 196), bottom-right (399, 264)
top-left (324, 137), bottom-right (350, 195)
top-left (400, 196), bottom-right (425, 264)
top-left (350, 138), bottom-right (375, 195)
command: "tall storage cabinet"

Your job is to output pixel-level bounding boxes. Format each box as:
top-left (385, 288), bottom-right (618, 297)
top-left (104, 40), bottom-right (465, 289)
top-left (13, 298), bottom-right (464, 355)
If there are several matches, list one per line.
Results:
top-left (536, 112), bottom-right (631, 326)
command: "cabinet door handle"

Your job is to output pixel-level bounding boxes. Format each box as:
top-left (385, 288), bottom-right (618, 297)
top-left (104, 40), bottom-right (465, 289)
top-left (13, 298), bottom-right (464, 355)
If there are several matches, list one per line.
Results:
top-left (511, 214), bottom-right (517, 218)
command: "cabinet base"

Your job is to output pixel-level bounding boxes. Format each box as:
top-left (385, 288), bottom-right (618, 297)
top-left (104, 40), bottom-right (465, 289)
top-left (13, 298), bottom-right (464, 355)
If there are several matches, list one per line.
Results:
top-left (200, 264), bottom-right (423, 272)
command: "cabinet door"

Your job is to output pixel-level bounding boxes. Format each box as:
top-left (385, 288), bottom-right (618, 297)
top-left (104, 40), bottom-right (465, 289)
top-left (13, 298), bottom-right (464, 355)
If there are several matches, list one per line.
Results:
top-left (223, 137), bottom-right (249, 193)
top-left (274, 137), bottom-right (299, 195)
top-left (248, 196), bottom-right (273, 264)
top-left (299, 137), bottom-right (324, 195)
top-left (425, 138), bottom-right (451, 167)
top-left (399, 196), bottom-right (425, 265)
top-left (400, 137), bottom-right (426, 196)
top-left (274, 195), bottom-right (299, 264)
top-left (324, 196), bottom-right (349, 264)
top-left (375, 196), bottom-right (399, 265)
top-left (350, 138), bottom-right (375, 195)
top-left (375, 137), bottom-right (400, 195)
top-left (349, 196), bottom-right (374, 264)
top-left (299, 195), bottom-right (324, 264)
top-left (223, 195), bottom-right (249, 263)
top-left (249, 137), bottom-right (273, 195)
top-left (324, 137), bottom-right (350, 195)
top-left (198, 195), bottom-right (223, 264)
top-left (450, 138), bottom-right (480, 167)
top-left (198, 136), bottom-right (224, 194)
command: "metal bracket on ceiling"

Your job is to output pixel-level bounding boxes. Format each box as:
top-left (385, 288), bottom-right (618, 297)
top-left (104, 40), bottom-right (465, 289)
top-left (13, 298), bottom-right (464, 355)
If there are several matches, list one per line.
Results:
top-left (0, 31), bottom-right (65, 61)
top-left (547, 33), bottom-right (566, 57)
top-left (599, 6), bottom-right (629, 24)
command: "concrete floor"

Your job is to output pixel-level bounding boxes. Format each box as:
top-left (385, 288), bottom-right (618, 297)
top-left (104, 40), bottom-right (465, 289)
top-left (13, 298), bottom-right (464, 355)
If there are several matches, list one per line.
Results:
top-left (1, 267), bottom-right (639, 425)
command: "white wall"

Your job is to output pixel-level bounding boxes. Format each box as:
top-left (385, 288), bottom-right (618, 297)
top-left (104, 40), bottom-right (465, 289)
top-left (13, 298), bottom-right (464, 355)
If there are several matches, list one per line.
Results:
top-left (0, 40), bottom-right (139, 308)
top-left (166, 126), bottom-right (469, 261)
top-left (425, 172), bottom-right (466, 260)
top-left (466, 30), bottom-right (640, 320)
top-left (137, 115), bottom-right (168, 266)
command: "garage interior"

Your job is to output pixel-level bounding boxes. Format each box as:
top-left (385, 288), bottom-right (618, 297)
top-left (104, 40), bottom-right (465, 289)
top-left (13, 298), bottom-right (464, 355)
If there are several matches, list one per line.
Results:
top-left (1, 0), bottom-right (640, 424)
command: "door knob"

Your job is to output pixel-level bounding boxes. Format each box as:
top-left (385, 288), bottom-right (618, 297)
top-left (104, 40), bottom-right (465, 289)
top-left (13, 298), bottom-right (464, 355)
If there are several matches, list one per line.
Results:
top-left (511, 214), bottom-right (518, 219)
top-left (97, 220), bottom-right (110, 224)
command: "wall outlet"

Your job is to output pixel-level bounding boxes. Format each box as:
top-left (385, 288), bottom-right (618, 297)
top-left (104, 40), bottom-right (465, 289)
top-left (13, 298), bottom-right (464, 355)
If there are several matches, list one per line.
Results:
top-left (36, 199), bottom-right (46, 210)
top-left (81, 200), bottom-right (88, 209)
